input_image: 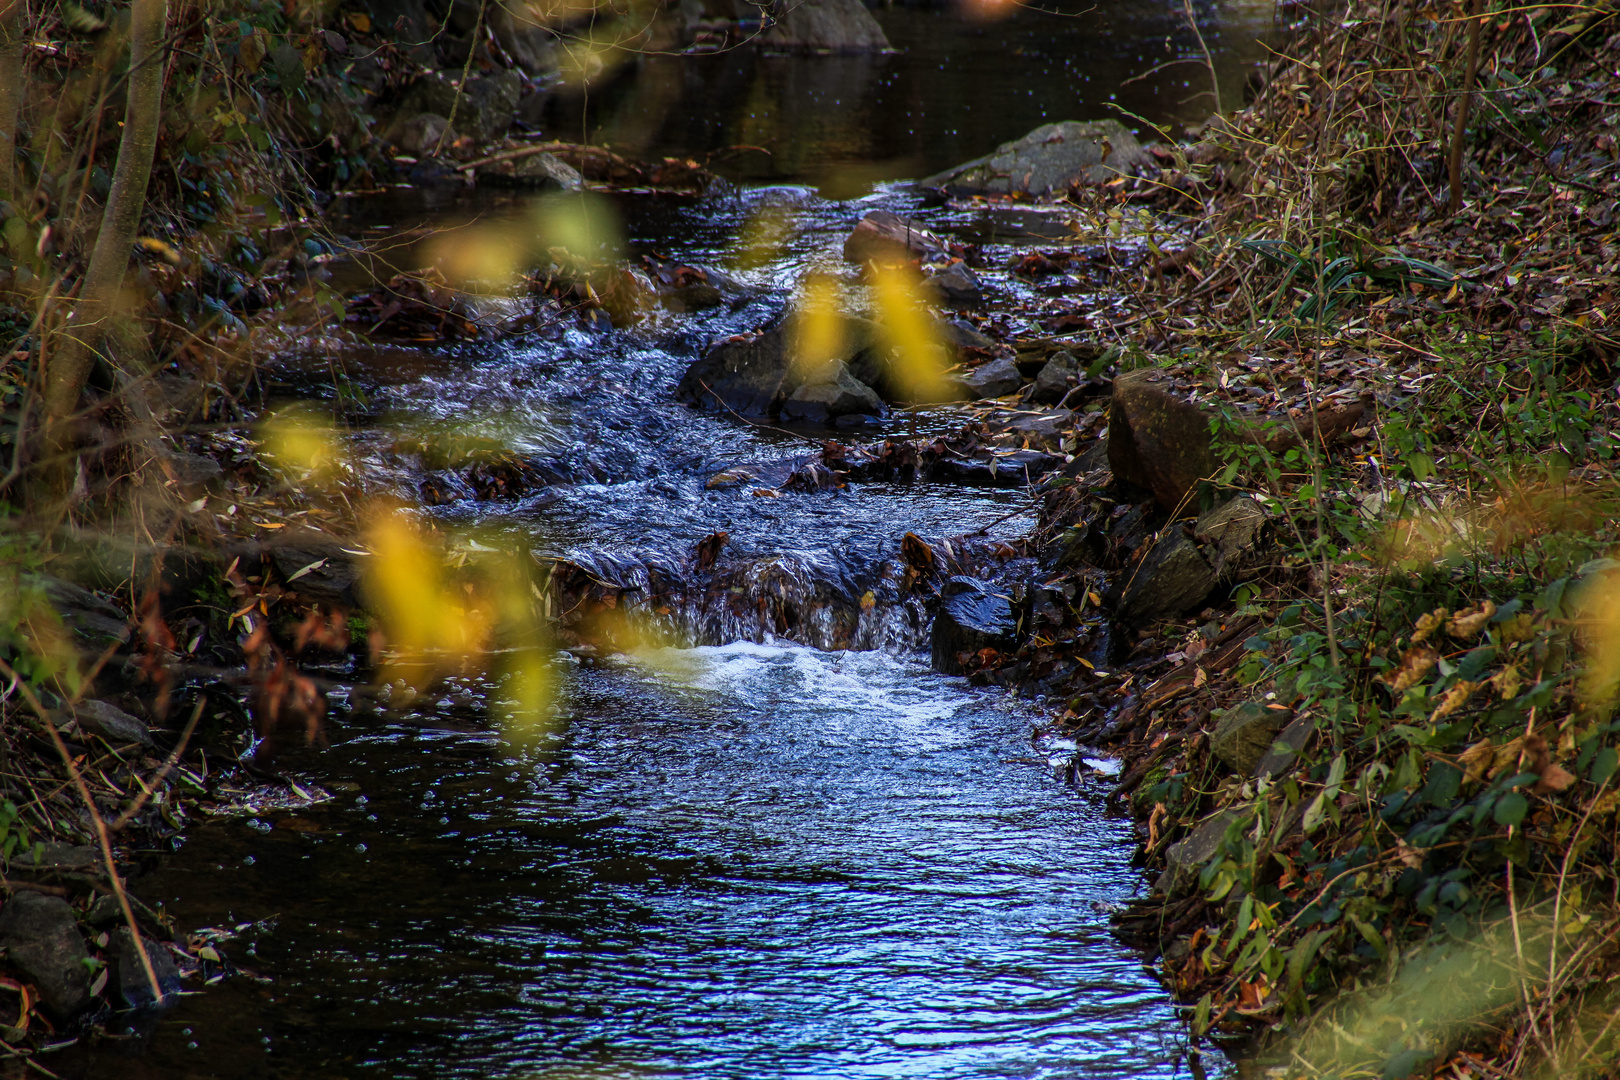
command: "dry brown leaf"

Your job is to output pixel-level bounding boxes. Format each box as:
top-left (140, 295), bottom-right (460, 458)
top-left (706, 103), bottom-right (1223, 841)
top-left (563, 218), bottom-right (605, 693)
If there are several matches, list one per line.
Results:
top-left (1534, 763), bottom-right (1576, 794)
top-left (1412, 608), bottom-right (1449, 643)
top-left (1386, 645), bottom-right (1439, 693)
top-left (1447, 600), bottom-right (1497, 639)
top-left (1489, 736), bottom-right (1527, 780)
top-left (1429, 680), bottom-right (1478, 724)
top-left (1459, 739), bottom-right (1494, 784)
top-left (1490, 665), bottom-right (1522, 700)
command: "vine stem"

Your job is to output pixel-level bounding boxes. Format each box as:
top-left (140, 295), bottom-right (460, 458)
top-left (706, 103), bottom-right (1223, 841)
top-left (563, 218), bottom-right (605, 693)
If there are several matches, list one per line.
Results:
top-left (433, 0), bottom-right (489, 158)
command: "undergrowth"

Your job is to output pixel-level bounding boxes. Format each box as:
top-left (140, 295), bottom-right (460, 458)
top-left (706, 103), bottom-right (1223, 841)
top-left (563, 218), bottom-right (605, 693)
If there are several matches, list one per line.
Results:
top-left (1079, 0), bottom-right (1620, 1073)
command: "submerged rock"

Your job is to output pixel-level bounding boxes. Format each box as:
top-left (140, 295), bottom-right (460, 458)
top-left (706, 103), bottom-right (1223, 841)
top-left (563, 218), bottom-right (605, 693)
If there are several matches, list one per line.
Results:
top-left (923, 120), bottom-right (1151, 197)
top-left (678, 323), bottom-right (798, 416)
top-left (931, 577), bottom-right (1018, 674)
top-left (0, 893), bottom-right (92, 1018)
top-left (111, 927), bottom-right (184, 1009)
top-left (680, 305), bottom-right (897, 415)
top-left (843, 210), bottom-right (946, 265)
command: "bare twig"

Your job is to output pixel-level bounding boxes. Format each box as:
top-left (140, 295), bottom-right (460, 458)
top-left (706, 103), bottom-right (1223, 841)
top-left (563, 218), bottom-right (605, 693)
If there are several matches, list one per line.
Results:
top-left (0, 660), bottom-right (167, 1008)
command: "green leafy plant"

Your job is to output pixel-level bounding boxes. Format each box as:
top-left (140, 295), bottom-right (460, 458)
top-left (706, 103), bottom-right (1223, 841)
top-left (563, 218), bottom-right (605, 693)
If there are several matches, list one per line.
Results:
top-left (1240, 237), bottom-right (1456, 339)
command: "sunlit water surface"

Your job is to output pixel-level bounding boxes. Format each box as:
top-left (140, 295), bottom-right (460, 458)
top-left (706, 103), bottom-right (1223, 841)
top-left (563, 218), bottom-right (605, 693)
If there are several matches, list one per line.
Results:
top-left (79, 646), bottom-right (1185, 1079)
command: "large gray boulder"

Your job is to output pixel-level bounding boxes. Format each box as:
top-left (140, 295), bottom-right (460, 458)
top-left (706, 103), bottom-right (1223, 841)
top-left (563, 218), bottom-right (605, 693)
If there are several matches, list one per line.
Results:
top-left (0, 893), bottom-right (92, 1018)
top-left (391, 71), bottom-right (522, 145)
top-left (780, 362), bottom-right (884, 422)
top-left (1107, 367), bottom-right (1222, 512)
top-left (1254, 713), bottom-right (1315, 780)
top-left (923, 120), bottom-right (1151, 197)
top-left (762, 0), bottom-right (891, 52)
top-left (1111, 496), bottom-right (1269, 626)
top-left (66, 699), bottom-right (154, 748)
top-left (1156, 808), bottom-right (1245, 894)
top-left (1212, 702), bottom-right (1291, 775)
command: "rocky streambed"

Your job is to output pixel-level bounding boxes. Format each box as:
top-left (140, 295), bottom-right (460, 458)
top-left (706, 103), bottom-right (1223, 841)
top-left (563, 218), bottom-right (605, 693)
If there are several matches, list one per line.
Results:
top-left (2, 123), bottom-right (1324, 1078)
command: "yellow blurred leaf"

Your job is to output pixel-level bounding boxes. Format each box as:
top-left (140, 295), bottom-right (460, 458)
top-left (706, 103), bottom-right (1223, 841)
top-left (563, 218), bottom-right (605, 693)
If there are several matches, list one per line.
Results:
top-left (259, 407), bottom-right (340, 480)
top-left (789, 273), bottom-right (847, 382)
top-left (1575, 574), bottom-right (1620, 710)
top-left (134, 236), bottom-right (182, 265)
top-left (534, 191), bottom-right (623, 261)
top-left (735, 206), bottom-right (792, 270)
top-left (870, 266), bottom-right (952, 403)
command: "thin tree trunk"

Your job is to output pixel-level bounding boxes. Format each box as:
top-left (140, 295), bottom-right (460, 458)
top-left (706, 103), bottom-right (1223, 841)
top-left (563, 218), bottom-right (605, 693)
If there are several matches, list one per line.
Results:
top-left (0, 0), bottom-right (23, 203)
top-left (45, 0), bottom-right (167, 423)
top-left (1446, 0), bottom-right (1484, 214)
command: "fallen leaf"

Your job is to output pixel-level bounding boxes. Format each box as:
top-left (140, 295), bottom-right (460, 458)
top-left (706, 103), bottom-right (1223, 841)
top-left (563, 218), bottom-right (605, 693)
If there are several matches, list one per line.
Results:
top-left (1429, 680), bottom-right (1478, 723)
top-left (1490, 665), bottom-right (1522, 699)
top-left (1447, 600), bottom-right (1497, 638)
top-left (1459, 739), bottom-right (1493, 783)
top-left (1535, 762), bottom-right (1576, 794)
top-left (1385, 645), bottom-right (1439, 693)
top-left (1412, 607), bottom-right (1448, 643)
top-left (285, 558), bottom-right (328, 583)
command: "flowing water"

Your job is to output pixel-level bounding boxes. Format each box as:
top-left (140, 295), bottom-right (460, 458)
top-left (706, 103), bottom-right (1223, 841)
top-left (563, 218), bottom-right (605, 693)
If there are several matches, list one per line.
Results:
top-left (61, 8), bottom-right (1279, 1075)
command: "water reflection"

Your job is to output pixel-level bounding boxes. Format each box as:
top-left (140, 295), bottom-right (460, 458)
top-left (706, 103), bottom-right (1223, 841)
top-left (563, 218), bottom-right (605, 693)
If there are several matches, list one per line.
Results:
top-left (546, 0), bottom-right (1275, 187)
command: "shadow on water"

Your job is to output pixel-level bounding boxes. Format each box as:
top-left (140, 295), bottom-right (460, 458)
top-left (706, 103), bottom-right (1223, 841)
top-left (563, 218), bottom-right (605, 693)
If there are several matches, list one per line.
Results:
top-left (552, 0), bottom-right (1277, 190)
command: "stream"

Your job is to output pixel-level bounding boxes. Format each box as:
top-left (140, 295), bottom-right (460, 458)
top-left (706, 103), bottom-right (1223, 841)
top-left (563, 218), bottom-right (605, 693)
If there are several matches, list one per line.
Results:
top-left (63, 5), bottom-right (1275, 1074)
